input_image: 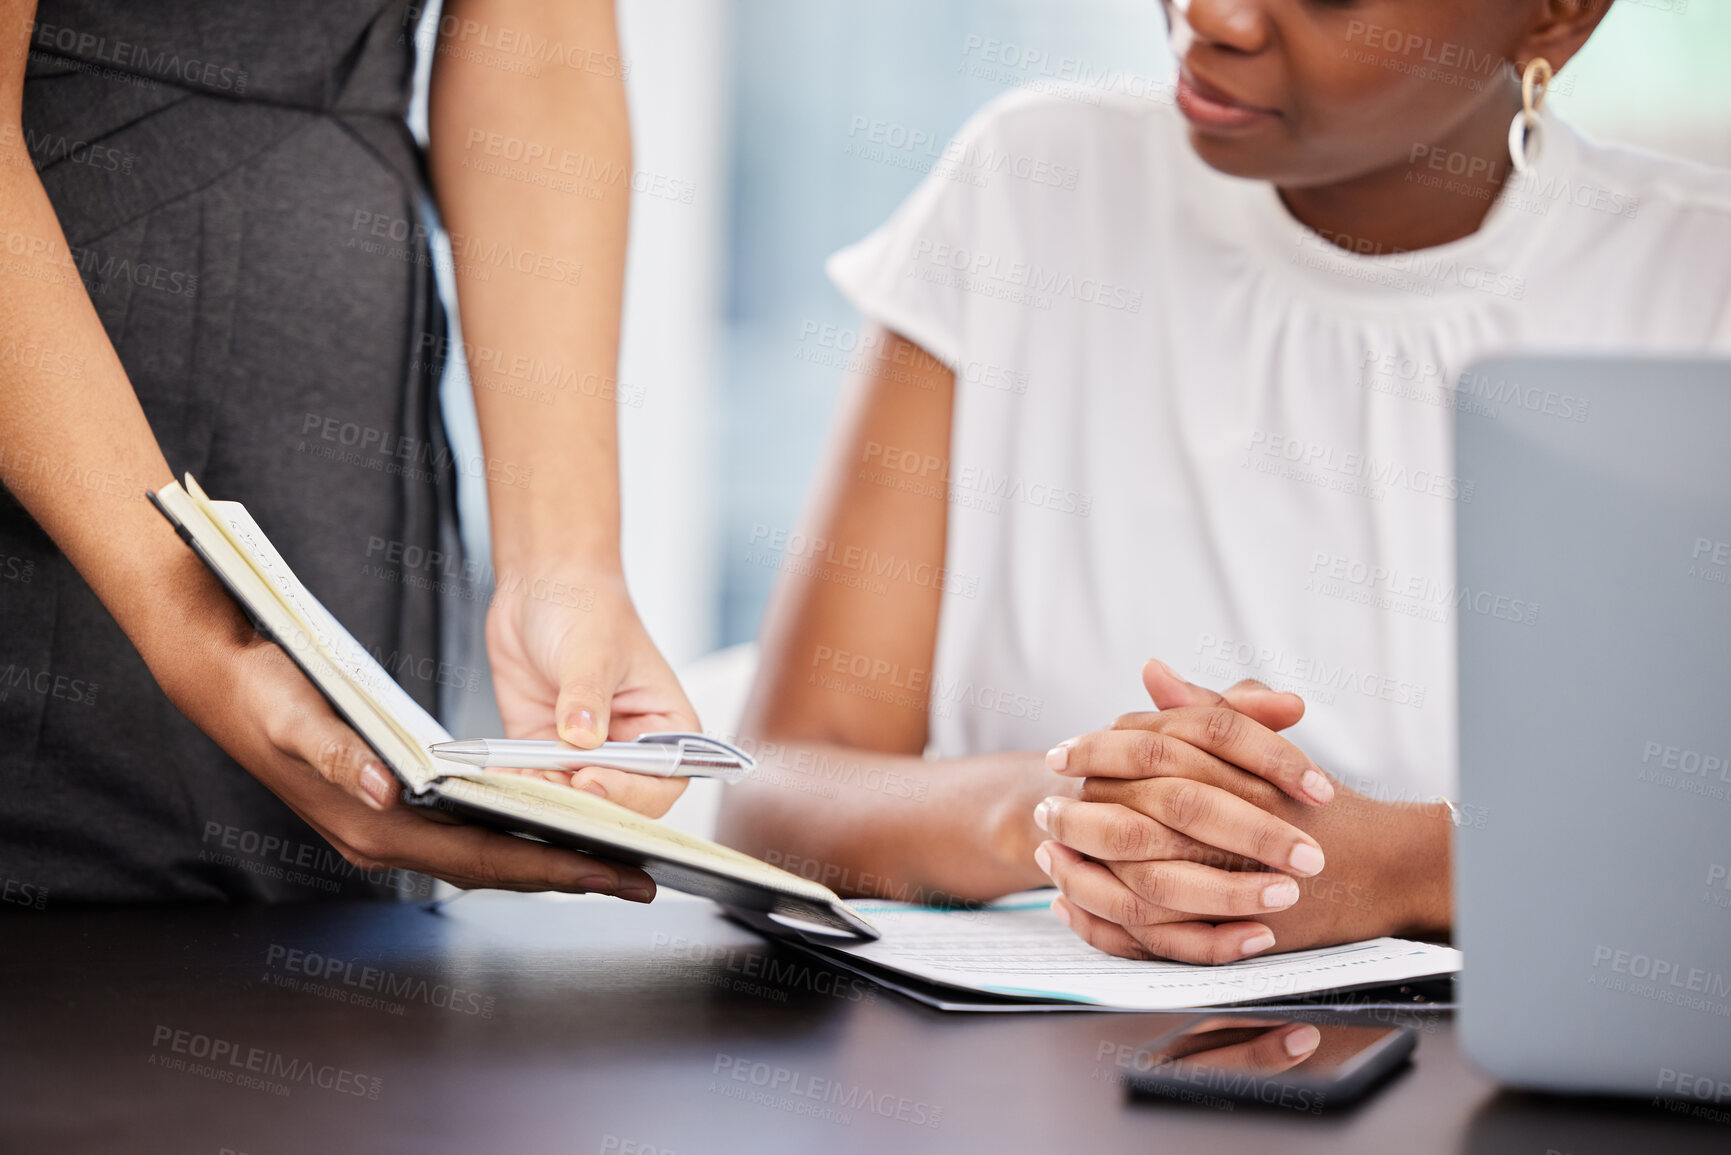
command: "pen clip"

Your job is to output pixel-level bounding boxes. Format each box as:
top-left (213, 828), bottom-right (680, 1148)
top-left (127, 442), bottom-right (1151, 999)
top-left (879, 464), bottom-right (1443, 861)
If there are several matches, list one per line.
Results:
top-left (632, 731), bottom-right (756, 782)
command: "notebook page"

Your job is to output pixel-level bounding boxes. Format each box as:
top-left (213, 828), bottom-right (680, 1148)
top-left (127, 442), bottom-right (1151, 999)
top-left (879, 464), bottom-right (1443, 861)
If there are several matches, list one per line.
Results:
top-left (191, 483), bottom-right (456, 760)
top-left (828, 892), bottom-right (1461, 1010)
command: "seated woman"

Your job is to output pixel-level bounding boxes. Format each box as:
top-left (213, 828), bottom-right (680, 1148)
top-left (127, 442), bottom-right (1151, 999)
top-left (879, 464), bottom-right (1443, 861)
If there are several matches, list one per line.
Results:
top-left (718, 0), bottom-right (1731, 963)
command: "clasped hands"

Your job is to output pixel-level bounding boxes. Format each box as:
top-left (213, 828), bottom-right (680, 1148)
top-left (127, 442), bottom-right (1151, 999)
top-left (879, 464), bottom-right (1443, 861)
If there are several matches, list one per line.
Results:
top-left (1031, 659), bottom-right (1450, 964)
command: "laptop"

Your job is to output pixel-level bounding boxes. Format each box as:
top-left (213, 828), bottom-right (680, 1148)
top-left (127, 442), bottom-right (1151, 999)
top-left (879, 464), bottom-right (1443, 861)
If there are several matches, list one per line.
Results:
top-left (1455, 356), bottom-right (1731, 1099)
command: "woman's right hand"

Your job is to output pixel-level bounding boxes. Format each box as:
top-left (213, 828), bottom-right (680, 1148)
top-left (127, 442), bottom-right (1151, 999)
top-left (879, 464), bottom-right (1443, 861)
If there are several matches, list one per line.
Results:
top-left (147, 597), bottom-right (657, 901)
top-left (1030, 659), bottom-right (1334, 962)
top-left (1032, 659), bottom-right (1449, 963)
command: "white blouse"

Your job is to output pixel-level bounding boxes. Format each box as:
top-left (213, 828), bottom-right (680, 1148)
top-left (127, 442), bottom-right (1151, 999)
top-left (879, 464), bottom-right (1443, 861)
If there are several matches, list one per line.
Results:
top-left (827, 88), bottom-right (1731, 803)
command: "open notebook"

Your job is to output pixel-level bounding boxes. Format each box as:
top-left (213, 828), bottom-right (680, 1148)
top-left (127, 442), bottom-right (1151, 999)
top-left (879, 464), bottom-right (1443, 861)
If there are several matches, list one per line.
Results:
top-left (736, 892), bottom-right (1462, 1013)
top-left (149, 476), bottom-right (876, 941)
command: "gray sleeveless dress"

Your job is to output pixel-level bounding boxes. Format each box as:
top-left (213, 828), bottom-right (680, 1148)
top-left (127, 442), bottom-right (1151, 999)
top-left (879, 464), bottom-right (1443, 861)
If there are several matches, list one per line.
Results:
top-left (0, 0), bottom-right (456, 902)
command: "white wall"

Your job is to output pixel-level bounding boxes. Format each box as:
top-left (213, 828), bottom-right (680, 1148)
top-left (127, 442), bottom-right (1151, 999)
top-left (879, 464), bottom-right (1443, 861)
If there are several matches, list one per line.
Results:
top-left (615, 0), bottom-right (730, 668)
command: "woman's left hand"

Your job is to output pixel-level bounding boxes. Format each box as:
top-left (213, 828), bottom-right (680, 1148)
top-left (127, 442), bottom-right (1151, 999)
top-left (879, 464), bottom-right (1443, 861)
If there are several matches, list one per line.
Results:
top-left (485, 566), bottom-right (699, 817)
top-left (1033, 660), bottom-right (1452, 964)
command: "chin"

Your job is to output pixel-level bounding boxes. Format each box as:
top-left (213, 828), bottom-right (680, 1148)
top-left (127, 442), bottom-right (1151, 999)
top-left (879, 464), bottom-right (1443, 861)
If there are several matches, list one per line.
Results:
top-left (1184, 128), bottom-right (1286, 182)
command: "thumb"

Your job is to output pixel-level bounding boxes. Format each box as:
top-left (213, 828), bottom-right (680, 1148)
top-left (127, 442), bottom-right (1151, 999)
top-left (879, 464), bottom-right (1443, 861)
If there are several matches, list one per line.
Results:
top-left (554, 664), bottom-right (612, 750)
top-left (282, 709), bottom-right (401, 812)
top-left (1142, 657), bottom-right (1226, 711)
top-left (1141, 658), bottom-right (1305, 731)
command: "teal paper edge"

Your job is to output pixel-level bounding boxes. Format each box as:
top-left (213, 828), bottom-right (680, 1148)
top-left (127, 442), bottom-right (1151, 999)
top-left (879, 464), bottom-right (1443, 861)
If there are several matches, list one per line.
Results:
top-left (980, 984), bottom-right (1098, 1003)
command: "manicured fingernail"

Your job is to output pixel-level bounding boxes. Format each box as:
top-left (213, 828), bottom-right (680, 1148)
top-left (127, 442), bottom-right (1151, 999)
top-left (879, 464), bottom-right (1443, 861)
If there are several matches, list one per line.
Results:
top-left (1148, 658), bottom-right (1177, 680)
top-left (1050, 897), bottom-right (1074, 927)
top-left (1241, 930), bottom-right (1276, 956)
top-left (1261, 878), bottom-right (1300, 908)
top-left (560, 709), bottom-right (599, 743)
top-left (1301, 769), bottom-right (1335, 804)
top-left (580, 780), bottom-right (608, 799)
top-left (1288, 843), bottom-right (1325, 875)
top-left (1284, 1024), bottom-right (1322, 1057)
top-left (1033, 797), bottom-right (1059, 832)
top-left (576, 873), bottom-right (620, 894)
top-left (1045, 741), bottom-right (1073, 772)
top-left (617, 884), bottom-right (655, 904)
top-left (1034, 843), bottom-right (1053, 876)
top-left (360, 763), bottom-right (396, 810)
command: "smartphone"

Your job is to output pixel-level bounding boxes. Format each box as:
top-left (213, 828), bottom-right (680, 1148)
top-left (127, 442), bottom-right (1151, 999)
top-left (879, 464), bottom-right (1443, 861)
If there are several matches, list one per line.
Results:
top-left (1123, 1016), bottom-right (1417, 1112)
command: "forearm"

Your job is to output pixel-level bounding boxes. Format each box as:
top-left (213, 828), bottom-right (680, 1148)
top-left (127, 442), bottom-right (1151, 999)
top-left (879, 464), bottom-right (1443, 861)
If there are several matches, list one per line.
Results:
top-left (717, 741), bottom-right (1059, 905)
top-left (0, 92), bottom-right (248, 671)
top-left (427, 0), bottom-right (631, 575)
top-left (1387, 802), bottom-right (1454, 939)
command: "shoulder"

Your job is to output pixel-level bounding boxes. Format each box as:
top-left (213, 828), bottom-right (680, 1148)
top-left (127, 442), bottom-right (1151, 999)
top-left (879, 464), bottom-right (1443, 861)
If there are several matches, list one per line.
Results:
top-left (1525, 120), bottom-right (1731, 346)
top-left (1549, 119), bottom-right (1731, 223)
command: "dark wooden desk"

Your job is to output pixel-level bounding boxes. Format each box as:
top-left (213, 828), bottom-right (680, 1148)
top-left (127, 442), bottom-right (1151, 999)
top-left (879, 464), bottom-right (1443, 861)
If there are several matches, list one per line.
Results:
top-left (1, 893), bottom-right (1721, 1154)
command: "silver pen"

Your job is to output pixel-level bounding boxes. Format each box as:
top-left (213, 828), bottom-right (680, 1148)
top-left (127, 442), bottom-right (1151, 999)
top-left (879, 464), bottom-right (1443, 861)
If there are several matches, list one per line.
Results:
top-left (430, 731), bottom-right (756, 785)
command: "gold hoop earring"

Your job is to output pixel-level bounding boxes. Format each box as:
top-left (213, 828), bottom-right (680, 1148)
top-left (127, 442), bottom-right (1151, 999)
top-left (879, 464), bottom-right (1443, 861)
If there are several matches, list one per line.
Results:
top-left (1508, 57), bottom-right (1553, 175)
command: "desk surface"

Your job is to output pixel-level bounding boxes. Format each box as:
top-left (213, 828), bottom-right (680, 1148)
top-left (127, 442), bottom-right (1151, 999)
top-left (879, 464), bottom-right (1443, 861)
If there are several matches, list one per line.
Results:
top-left (1, 893), bottom-right (1722, 1155)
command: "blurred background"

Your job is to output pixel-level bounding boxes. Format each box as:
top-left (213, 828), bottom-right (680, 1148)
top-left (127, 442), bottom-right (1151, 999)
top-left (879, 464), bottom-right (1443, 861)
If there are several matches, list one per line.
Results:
top-left (420, 0), bottom-right (1731, 744)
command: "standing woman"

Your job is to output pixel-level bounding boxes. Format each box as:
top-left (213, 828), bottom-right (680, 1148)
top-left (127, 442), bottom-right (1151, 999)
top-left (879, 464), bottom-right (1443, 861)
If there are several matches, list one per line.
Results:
top-left (0, 0), bottom-right (692, 903)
